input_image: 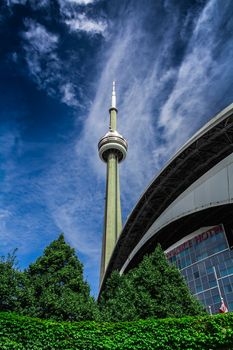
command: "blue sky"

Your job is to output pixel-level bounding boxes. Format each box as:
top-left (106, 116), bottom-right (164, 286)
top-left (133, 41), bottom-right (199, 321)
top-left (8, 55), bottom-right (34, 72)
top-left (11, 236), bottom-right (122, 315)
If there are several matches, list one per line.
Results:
top-left (0, 0), bottom-right (233, 297)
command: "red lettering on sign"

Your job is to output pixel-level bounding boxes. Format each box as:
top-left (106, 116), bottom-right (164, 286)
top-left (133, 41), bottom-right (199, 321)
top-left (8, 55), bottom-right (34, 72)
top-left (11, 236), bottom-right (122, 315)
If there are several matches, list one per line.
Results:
top-left (166, 225), bottom-right (222, 259)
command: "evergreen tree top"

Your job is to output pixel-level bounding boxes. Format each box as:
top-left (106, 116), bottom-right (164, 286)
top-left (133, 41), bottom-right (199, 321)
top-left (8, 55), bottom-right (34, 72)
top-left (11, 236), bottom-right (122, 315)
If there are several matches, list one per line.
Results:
top-left (28, 234), bottom-right (83, 275)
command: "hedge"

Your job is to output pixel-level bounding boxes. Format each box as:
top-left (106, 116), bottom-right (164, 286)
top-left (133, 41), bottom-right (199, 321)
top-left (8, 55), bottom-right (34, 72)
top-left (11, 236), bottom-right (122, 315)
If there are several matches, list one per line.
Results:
top-left (0, 312), bottom-right (233, 349)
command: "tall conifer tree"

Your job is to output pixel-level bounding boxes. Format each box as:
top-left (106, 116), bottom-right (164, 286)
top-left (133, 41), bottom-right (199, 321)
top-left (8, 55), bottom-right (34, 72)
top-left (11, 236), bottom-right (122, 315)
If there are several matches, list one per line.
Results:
top-left (25, 234), bottom-right (98, 321)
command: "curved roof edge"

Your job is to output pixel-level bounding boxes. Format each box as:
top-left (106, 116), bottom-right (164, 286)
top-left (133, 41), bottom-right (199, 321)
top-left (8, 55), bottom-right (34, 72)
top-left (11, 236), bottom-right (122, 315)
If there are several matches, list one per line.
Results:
top-left (99, 103), bottom-right (233, 296)
top-left (130, 102), bottom-right (233, 212)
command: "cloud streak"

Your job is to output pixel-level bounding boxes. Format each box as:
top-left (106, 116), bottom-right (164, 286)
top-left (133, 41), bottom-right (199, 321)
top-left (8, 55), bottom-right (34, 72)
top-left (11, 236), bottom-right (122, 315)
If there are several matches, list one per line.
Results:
top-left (58, 0), bottom-right (107, 35)
top-left (65, 14), bottom-right (107, 35)
top-left (155, 0), bottom-right (233, 166)
top-left (68, 0), bottom-right (97, 4)
top-left (21, 19), bottom-right (82, 108)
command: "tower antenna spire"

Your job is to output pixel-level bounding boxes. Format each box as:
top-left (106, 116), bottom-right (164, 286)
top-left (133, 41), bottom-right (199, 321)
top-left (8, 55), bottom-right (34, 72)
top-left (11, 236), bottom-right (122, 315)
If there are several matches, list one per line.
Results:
top-left (111, 81), bottom-right (116, 108)
top-left (98, 83), bottom-right (128, 287)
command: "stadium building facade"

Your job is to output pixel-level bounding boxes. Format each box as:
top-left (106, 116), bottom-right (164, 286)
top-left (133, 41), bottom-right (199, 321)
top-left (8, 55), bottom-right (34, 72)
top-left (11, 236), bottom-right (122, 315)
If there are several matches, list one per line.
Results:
top-left (99, 101), bottom-right (233, 313)
top-left (165, 224), bottom-right (233, 313)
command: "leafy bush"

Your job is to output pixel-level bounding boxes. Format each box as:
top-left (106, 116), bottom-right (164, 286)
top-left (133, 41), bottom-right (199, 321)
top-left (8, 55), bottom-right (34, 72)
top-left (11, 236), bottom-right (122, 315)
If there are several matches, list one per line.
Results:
top-left (0, 311), bottom-right (232, 350)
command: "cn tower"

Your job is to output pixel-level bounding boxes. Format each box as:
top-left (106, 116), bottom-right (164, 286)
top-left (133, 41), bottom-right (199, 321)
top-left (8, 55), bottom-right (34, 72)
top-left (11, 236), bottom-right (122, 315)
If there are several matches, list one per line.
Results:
top-left (98, 82), bottom-right (128, 284)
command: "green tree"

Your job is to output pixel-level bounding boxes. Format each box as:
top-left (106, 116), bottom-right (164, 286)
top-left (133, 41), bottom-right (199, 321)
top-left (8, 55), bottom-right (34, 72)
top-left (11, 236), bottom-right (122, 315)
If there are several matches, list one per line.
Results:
top-left (0, 250), bottom-right (28, 312)
top-left (99, 271), bottom-right (137, 321)
top-left (99, 244), bottom-right (205, 321)
top-left (25, 234), bottom-right (98, 321)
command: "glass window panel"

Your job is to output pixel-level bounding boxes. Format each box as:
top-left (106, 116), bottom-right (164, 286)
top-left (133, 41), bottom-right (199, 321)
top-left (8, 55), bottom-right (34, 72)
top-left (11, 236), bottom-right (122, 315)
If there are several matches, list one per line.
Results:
top-left (228, 302), bottom-right (233, 311)
top-left (211, 288), bottom-right (219, 297)
top-left (198, 263), bottom-right (205, 273)
top-left (206, 266), bottom-right (214, 274)
top-left (213, 295), bottom-right (220, 303)
top-left (192, 265), bottom-right (198, 273)
top-left (208, 273), bottom-right (215, 282)
top-left (205, 298), bottom-right (212, 305)
top-left (221, 269), bottom-right (230, 277)
top-left (201, 277), bottom-right (208, 285)
top-left (223, 277), bottom-right (230, 285)
top-left (227, 266), bottom-right (233, 275)
top-left (205, 290), bottom-right (211, 299)
top-left (202, 282), bottom-right (208, 290)
top-left (218, 263), bottom-right (225, 270)
top-left (226, 294), bottom-right (233, 302)
top-left (196, 285), bottom-right (203, 293)
top-left (186, 257), bottom-right (191, 266)
top-left (209, 280), bottom-right (217, 287)
top-left (224, 284), bottom-right (232, 293)
top-left (218, 254), bottom-right (226, 262)
top-left (190, 253), bottom-right (196, 263)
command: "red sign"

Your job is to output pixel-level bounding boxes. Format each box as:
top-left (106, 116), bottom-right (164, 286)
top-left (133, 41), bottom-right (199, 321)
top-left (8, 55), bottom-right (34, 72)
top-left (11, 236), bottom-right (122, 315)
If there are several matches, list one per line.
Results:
top-left (166, 225), bottom-right (222, 259)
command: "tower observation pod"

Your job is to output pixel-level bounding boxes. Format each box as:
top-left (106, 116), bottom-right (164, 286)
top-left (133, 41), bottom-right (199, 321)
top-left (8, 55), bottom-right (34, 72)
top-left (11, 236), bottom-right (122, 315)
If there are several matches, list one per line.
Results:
top-left (98, 82), bottom-right (128, 285)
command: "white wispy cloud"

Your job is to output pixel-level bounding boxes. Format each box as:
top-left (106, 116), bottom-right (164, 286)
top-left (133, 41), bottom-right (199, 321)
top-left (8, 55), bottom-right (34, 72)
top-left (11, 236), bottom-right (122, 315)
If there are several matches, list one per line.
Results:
top-left (0, 122), bottom-right (101, 262)
top-left (6, 0), bottom-right (27, 5)
top-left (29, 0), bottom-right (50, 10)
top-left (0, 123), bottom-right (45, 256)
top-left (60, 83), bottom-right (81, 107)
top-left (0, 124), bottom-right (94, 269)
top-left (155, 0), bottom-right (233, 166)
top-left (65, 14), bottom-right (106, 34)
top-left (58, 0), bottom-right (97, 11)
top-left (21, 19), bottom-right (81, 107)
top-left (67, 0), bottom-right (97, 4)
top-left (23, 19), bottom-right (58, 54)
top-left (37, 139), bottom-right (102, 262)
top-left (5, 0), bottom-right (106, 103)
top-left (58, 0), bottom-right (107, 35)
top-left (21, 19), bottom-right (59, 91)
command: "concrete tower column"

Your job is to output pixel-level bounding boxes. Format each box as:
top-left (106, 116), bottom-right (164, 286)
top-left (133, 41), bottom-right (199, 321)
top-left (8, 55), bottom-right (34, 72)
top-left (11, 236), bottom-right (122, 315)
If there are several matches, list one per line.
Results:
top-left (98, 82), bottom-right (128, 285)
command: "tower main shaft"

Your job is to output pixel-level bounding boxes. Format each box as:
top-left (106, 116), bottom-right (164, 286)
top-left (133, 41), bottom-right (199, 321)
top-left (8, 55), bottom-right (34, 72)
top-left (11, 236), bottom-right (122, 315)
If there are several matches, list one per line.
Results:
top-left (98, 82), bottom-right (127, 284)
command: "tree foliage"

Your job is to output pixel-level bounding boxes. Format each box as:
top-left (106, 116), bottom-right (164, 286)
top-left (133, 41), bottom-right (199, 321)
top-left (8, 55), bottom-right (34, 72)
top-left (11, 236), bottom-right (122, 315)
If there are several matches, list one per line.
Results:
top-left (99, 244), bottom-right (205, 321)
top-left (0, 239), bottom-right (206, 323)
top-left (0, 250), bottom-right (23, 312)
top-left (25, 234), bottom-right (98, 321)
top-left (0, 235), bottom-right (98, 322)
